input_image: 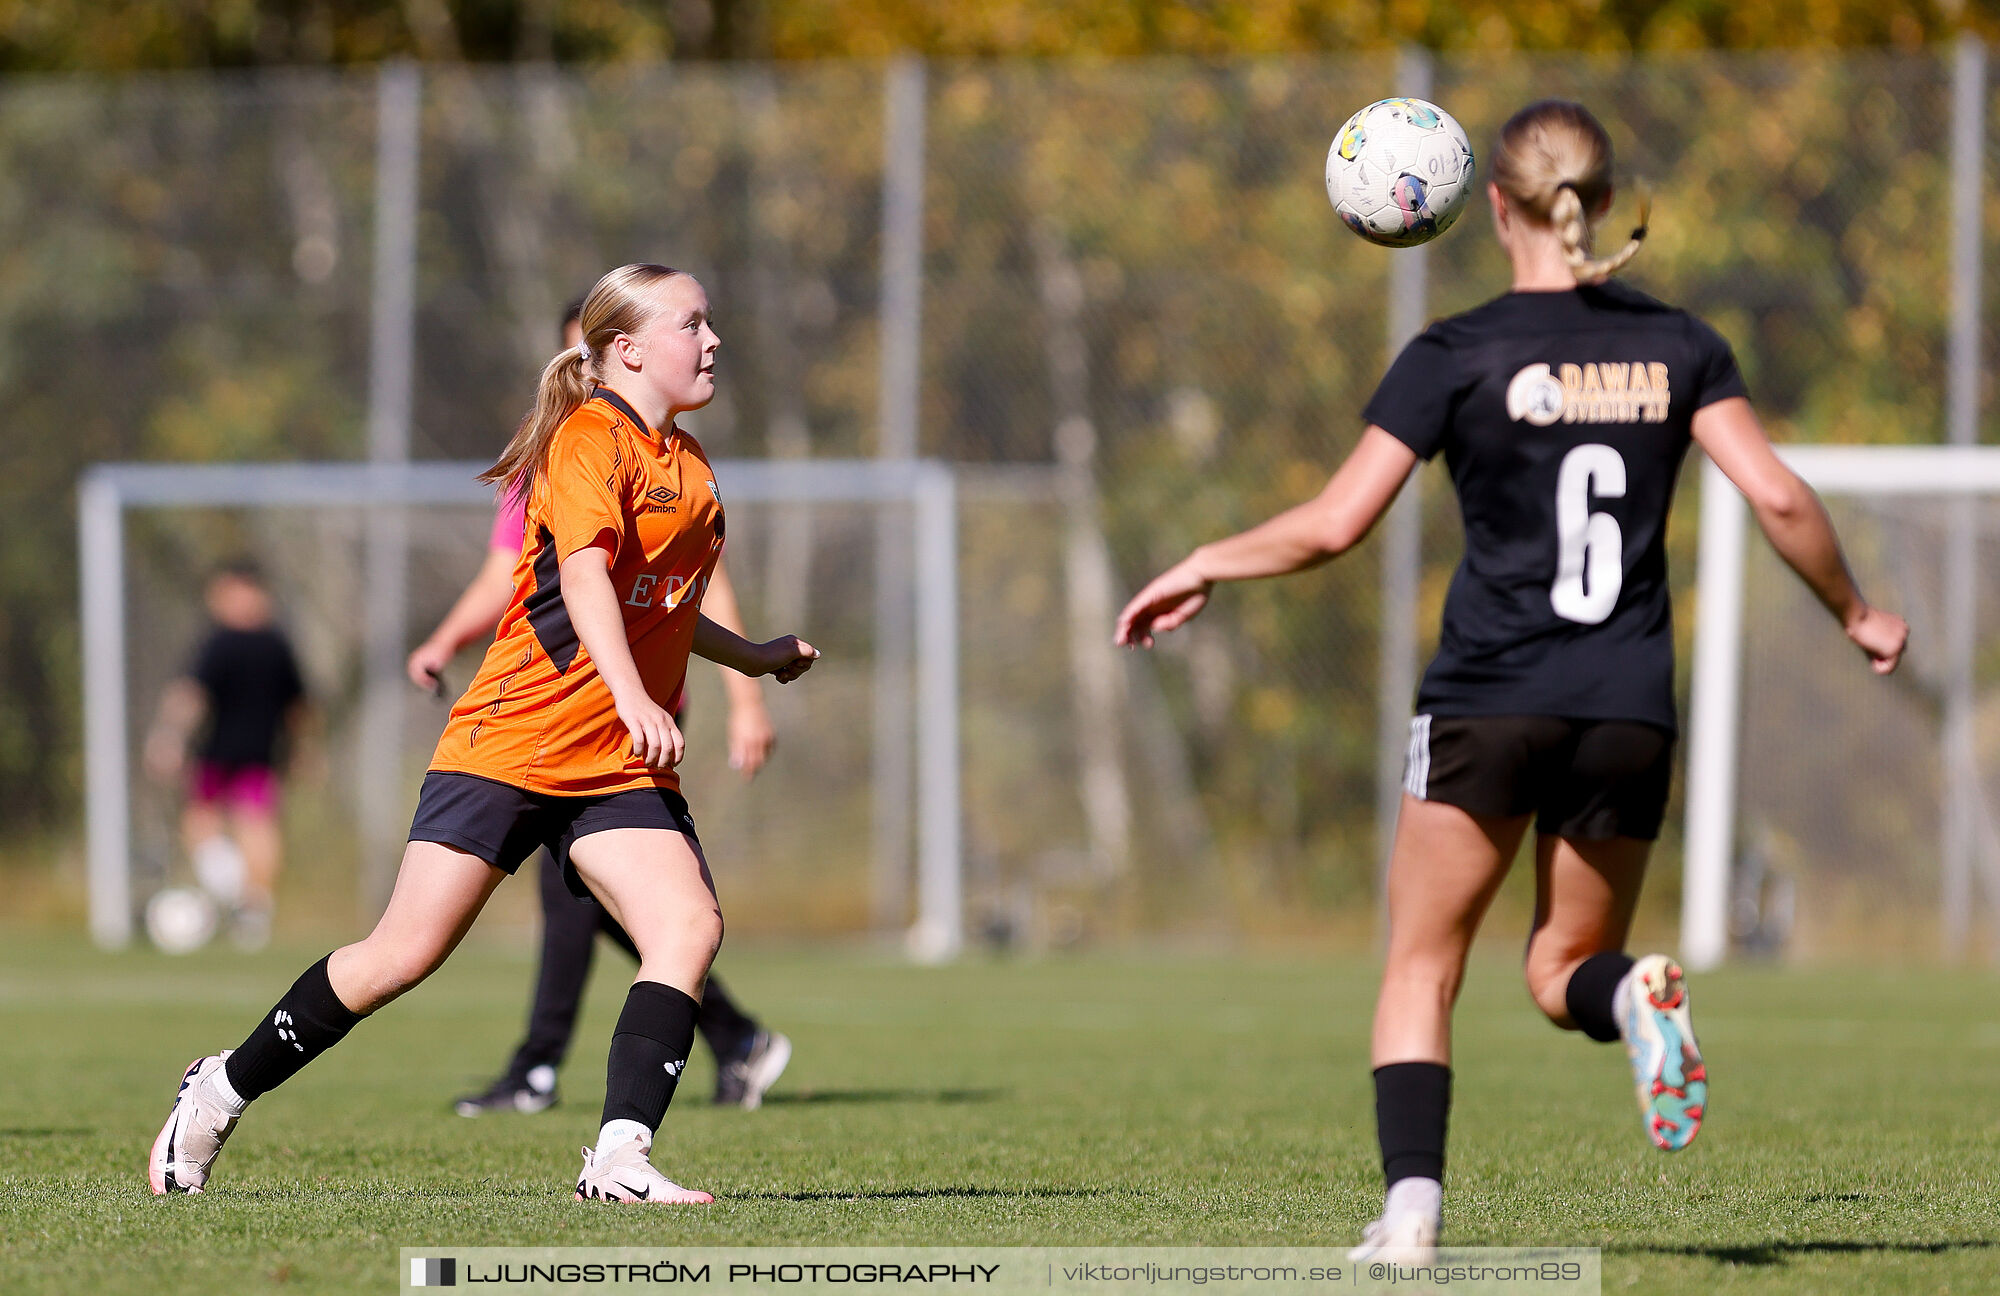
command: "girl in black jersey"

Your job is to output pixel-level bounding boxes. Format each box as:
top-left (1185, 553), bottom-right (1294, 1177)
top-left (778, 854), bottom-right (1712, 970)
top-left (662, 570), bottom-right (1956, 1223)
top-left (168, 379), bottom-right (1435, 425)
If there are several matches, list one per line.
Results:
top-left (1115, 100), bottom-right (1907, 1255)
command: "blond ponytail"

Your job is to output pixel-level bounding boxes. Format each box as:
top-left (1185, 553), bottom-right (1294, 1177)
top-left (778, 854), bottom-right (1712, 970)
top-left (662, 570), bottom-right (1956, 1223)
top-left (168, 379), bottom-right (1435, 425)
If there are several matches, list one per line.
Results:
top-left (482, 348), bottom-right (593, 489)
top-left (1492, 100), bottom-right (1650, 285)
top-left (479, 262), bottom-right (684, 491)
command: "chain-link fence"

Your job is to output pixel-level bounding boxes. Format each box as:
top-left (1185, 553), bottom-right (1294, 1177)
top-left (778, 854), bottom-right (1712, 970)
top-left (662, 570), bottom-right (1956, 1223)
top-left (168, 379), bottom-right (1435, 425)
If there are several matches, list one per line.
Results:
top-left (1735, 489), bottom-right (2000, 962)
top-left (18, 51), bottom-right (2000, 951)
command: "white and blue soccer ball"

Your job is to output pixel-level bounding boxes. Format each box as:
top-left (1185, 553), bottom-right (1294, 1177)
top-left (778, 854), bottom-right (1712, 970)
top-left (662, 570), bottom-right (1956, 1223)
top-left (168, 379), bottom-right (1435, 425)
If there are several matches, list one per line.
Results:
top-left (1326, 97), bottom-right (1476, 248)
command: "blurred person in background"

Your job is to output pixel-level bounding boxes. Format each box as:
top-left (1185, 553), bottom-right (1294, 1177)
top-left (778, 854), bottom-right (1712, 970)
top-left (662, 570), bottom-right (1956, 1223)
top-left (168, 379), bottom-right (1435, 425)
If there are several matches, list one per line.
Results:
top-left (1116, 100), bottom-right (1907, 1257)
top-left (407, 297), bottom-right (792, 1116)
top-left (143, 561), bottom-right (307, 950)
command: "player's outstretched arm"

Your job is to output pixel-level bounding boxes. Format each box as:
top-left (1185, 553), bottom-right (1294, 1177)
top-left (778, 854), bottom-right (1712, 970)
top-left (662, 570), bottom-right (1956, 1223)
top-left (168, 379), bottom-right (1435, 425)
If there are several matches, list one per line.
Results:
top-left (692, 614), bottom-right (819, 685)
top-left (1692, 396), bottom-right (1907, 674)
top-left (698, 558), bottom-right (777, 776)
top-left (559, 546), bottom-right (685, 769)
top-left (1114, 427), bottom-right (1416, 648)
top-left (407, 547), bottom-right (516, 691)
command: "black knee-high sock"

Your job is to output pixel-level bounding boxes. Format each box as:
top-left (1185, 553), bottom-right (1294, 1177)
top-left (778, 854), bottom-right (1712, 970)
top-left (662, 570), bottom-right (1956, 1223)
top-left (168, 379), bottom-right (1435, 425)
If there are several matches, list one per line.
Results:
top-left (223, 955), bottom-right (365, 1101)
top-left (600, 981), bottom-right (700, 1130)
top-left (1374, 1062), bottom-right (1451, 1188)
top-left (1564, 951), bottom-right (1636, 1043)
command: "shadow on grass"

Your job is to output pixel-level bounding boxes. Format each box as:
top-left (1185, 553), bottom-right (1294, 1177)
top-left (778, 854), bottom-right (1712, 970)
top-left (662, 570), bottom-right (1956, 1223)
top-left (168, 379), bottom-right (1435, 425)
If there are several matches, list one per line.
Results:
top-left (192, 1183), bottom-right (1118, 1207)
top-left (1614, 1240), bottom-right (1998, 1266)
top-left (761, 1088), bottom-right (1007, 1106)
top-left (0, 1128), bottom-right (93, 1138)
top-left (738, 1186), bottom-right (1118, 1203)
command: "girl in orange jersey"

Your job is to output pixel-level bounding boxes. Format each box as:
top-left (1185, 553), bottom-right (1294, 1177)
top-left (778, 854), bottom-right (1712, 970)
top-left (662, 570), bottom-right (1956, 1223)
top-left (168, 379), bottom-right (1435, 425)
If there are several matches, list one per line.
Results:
top-left (149, 264), bottom-right (817, 1205)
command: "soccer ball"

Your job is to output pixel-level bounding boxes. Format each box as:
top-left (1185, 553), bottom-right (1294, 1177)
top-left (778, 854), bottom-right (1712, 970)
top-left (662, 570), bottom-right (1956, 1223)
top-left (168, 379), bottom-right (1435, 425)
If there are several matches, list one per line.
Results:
top-left (1326, 97), bottom-right (1476, 248)
top-left (145, 886), bottom-right (218, 955)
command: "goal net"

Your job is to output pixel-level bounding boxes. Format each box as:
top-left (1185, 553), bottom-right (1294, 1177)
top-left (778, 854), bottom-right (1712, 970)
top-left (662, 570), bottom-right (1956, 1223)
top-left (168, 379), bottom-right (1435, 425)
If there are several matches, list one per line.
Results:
top-left (80, 459), bottom-right (1220, 957)
top-left (1684, 447), bottom-right (2000, 967)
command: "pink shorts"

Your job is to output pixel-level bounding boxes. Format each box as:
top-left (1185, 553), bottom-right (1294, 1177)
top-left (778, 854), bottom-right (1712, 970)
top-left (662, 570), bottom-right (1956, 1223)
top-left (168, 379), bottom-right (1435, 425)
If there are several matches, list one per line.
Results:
top-left (190, 762), bottom-right (280, 813)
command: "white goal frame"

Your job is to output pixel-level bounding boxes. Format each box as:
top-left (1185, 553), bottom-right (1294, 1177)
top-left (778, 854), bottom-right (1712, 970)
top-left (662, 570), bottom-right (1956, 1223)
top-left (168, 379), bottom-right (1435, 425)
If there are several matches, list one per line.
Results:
top-left (78, 458), bottom-right (963, 959)
top-left (1684, 445), bottom-right (2000, 968)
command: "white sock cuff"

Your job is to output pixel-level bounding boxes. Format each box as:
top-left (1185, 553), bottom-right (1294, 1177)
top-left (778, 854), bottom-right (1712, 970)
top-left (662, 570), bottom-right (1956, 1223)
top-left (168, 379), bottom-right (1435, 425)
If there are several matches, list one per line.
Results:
top-left (1385, 1176), bottom-right (1442, 1218)
top-left (205, 1059), bottom-right (248, 1115)
top-left (595, 1119), bottom-right (652, 1155)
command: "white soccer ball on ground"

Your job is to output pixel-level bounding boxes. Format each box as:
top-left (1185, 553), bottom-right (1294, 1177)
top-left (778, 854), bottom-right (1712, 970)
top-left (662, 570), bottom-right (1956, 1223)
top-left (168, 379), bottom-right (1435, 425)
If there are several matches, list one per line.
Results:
top-left (1326, 97), bottom-right (1476, 248)
top-left (145, 886), bottom-right (219, 955)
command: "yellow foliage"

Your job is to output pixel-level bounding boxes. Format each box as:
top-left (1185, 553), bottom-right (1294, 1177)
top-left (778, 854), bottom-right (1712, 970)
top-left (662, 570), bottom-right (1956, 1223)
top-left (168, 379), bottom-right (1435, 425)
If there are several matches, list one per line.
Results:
top-left (0, 1), bottom-right (1991, 71)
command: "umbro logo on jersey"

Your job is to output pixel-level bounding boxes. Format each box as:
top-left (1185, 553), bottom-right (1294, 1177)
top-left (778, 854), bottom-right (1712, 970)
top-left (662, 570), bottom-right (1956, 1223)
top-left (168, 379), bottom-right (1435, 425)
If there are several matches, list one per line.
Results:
top-left (644, 486), bottom-right (680, 514)
top-left (1506, 362), bottom-right (1673, 427)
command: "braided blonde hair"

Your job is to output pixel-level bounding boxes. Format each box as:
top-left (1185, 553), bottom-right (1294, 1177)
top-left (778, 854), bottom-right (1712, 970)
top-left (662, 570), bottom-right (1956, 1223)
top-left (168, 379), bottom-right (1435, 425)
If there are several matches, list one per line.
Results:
top-left (1491, 100), bottom-right (1648, 285)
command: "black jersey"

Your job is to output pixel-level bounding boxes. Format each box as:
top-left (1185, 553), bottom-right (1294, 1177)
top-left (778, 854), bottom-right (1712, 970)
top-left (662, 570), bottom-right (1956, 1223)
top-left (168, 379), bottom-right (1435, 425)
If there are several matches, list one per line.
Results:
top-left (190, 626), bottom-right (305, 767)
top-left (1362, 281), bottom-right (1747, 733)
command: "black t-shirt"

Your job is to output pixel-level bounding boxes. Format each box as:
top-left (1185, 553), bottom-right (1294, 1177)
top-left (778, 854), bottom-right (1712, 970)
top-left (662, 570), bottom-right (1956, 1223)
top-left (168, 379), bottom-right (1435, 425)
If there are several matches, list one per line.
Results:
top-left (190, 626), bottom-right (306, 767)
top-left (1362, 281), bottom-right (1748, 733)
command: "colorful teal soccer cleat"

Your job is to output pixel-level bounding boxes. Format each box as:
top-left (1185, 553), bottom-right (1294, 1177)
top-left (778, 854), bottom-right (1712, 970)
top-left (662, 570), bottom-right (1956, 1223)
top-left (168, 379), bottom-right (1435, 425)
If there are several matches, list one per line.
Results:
top-left (1614, 954), bottom-right (1708, 1152)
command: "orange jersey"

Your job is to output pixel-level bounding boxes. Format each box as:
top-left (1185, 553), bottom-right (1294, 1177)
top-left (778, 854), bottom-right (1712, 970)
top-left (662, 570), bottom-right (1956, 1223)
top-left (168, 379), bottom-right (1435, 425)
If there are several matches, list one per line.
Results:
top-left (431, 388), bottom-right (724, 795)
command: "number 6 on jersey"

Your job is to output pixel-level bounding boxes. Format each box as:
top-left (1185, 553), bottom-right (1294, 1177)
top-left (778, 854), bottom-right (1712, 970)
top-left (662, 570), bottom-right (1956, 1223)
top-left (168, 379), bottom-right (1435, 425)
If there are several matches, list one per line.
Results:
top-left (1551, 443), bottom-right (1626, 624)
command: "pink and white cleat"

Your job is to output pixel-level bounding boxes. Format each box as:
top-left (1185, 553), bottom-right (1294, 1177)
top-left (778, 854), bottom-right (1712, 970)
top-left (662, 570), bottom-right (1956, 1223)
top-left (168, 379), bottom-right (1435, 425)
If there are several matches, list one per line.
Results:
top-left (148, 1053), bottom-right (241, 1195)
top-left (573, 1136), bottom-right (713, 1204)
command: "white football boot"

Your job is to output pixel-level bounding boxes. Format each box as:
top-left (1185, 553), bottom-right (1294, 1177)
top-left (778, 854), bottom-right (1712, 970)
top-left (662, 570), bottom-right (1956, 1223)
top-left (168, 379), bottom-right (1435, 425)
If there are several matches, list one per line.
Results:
top-left (1348, 1177), bottom-right (1441, 1263)
top-left (148, 1053), bottom-right (243, 1195)
top-left (714, 1030), bottom-right (792, 1110)
top-left (573, 1134), bottom-right (713, 1204)
top-left (1614, 953), bottom-right (1708, 1151)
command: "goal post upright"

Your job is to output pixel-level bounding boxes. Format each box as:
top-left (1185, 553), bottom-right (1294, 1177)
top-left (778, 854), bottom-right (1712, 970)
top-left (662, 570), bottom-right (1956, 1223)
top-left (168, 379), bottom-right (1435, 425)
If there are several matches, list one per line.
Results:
top-left (910, 463), bottom-right (961, 963)
top-left (79, 471), bottom-right (132, 949)
top-left (77, 458), bottom-right (963, 959)
top-left (1681, 459), bottom-right (1747, 973)
top-left (1683, 444), bottom-right (2000, 969)
top-left (1373, 46), bottom-right (1433, 910)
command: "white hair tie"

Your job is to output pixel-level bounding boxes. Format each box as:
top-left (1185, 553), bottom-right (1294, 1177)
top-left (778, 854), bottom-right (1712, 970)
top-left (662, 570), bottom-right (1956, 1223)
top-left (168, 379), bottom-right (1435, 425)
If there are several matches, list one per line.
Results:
top-left (576, 342), bottom-right (590, 363)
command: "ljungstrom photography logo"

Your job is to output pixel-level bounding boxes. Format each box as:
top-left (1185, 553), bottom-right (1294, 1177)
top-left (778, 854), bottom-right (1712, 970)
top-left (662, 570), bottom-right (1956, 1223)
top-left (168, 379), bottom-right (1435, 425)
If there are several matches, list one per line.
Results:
top-left (409, 1256), bottom-right (457, 1287)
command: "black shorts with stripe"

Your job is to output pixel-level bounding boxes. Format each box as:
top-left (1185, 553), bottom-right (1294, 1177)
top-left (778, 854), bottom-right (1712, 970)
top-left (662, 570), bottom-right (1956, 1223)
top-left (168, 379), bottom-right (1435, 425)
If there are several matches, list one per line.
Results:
top-left (408, 771), bottom-right (699, 899)
top-left (1403, 714), bottom-right (1675, 841)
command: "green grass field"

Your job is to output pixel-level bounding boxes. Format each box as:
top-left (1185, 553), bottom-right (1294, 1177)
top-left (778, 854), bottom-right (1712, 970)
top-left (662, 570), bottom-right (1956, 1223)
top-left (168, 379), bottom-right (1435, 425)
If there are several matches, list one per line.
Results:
top-left (2, 933), bottom-right (1996, 1295)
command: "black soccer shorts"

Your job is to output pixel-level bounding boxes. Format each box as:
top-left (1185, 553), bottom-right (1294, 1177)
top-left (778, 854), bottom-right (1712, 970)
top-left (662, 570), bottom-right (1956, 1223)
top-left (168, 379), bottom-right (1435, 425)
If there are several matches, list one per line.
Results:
top-left (408, 772), bottom-right (700, 898)
top-left (1401, 714), bottom-right (1675, 841)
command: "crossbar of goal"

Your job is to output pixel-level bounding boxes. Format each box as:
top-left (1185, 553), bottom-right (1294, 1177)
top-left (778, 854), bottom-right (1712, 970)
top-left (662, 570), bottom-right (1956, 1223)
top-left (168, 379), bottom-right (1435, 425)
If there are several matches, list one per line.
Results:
top-left (78, 458), bottom-right (962, 960)
top-left (1683, 444), bottom-right (2000, 969)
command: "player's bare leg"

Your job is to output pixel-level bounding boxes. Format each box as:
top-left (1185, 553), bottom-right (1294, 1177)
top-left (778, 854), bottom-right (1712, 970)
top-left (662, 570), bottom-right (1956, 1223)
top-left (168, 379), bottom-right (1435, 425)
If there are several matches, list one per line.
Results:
top-left (1523, 835), bottom-right (1706, 1151)
top-left (327, 843), bottom-right (507, 1012)
top-left (179, 797), bottom-right (243, 911)
top-left (227, 805), bottom-right (284, 948)
top-left (1374, 798), bottom-right (1531, 1065)
top-left (1353, 796), bottom-right (1531, 1260)
top-left (178, 799), bottom-right (226, 869)
top-left (1522, 833), bottom-right (1648, 1027)
top-left (567, 827), bottom-right (721, 1204)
